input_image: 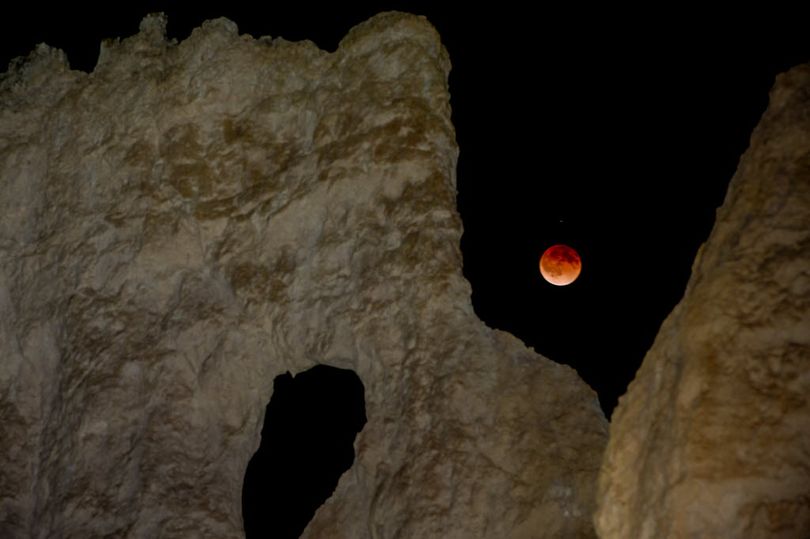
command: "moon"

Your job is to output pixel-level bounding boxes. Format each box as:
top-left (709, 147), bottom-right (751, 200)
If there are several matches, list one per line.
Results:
top-left (539, 244), bottom-right (582, 286)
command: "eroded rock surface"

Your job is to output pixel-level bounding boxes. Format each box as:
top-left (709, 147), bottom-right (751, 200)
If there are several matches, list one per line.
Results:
top-left (595, 65), bottom-right (810, 538)
top-left (0, 13), bottom-right (607, 538)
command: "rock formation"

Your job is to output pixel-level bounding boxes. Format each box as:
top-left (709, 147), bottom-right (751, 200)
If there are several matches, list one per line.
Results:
top-left (0, 12), bottom-right (607, 538)
top-left (595, 65), bottom-right (810, 538)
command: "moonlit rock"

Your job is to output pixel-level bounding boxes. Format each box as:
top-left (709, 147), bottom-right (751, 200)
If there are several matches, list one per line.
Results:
top-left (0, 12), bottom-right (607, 538)
top-left (595, 64), bottom-right (810, 538)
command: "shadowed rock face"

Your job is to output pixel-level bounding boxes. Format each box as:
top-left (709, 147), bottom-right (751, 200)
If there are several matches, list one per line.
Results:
top-left (0, 12), bottom-right (607, 538)
top-left (595, 65), bottom-right (810, 539)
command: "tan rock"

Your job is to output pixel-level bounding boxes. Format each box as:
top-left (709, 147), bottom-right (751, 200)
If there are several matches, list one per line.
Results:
top-left (0, 12), bottom-right (607, 538)
top-left (595, 64), bottom-right (810, 539)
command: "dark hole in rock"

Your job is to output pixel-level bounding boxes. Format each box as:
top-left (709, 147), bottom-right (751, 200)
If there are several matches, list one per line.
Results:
top-left (242, 364), bottom-right (366, 538)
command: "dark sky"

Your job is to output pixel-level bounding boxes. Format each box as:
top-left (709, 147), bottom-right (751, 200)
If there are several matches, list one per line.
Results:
top-left (3, 4), bottom-right (809, 417)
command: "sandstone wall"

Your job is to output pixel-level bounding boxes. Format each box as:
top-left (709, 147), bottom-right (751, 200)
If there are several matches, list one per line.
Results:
top-left (0, 13), bottom-right (607, 538)
top-left (595, 65), bottom-right (810, 539)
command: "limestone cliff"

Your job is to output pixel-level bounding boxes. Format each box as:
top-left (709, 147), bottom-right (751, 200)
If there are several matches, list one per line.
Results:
top-left (0, 13), bottom-right (607, 538)
top-left (595, 65), bottom-right (810, 538)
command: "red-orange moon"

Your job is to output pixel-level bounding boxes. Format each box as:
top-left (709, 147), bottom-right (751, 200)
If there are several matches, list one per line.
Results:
top-left (539, 244), bottom-right (582, 286)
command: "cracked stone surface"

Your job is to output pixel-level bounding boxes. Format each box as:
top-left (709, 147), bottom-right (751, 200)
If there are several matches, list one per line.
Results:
top-left (595, 64), bottom-right (810, 539)
top-left (0, 12), bottom-right (607, 538)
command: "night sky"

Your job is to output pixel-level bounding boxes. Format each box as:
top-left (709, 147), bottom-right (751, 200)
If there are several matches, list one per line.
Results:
top-left (4, 4), bottom-right (810, 536)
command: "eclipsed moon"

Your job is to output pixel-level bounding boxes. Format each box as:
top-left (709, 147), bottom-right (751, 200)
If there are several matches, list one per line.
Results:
top-left (539, 244), bottom-right (582, 286)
